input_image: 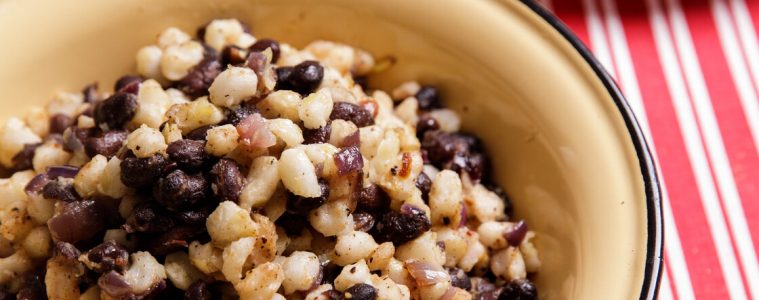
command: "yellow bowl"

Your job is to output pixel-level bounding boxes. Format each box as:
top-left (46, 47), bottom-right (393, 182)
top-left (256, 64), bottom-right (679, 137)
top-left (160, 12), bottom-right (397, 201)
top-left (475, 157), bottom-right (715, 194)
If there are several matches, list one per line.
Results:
top-left (0, 0), bottom-right (663, 298)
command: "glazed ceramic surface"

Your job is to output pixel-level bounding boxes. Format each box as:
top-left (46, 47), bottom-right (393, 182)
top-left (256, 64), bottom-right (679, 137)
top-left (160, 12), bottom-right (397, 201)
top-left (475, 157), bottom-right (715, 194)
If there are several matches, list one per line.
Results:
top-left (0, 0), bottom-right (661, 298)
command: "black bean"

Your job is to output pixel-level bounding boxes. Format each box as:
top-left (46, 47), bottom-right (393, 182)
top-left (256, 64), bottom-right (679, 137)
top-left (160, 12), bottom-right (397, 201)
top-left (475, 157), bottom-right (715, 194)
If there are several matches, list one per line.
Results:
top-left (209, 159), bottom-right (245, 202)
top-left (275, 66), bottom-right (294, 91)
top-left (344, 283), bottom-right (377, 300)
top-left (498, 279), bottom-right (537, 300)
top-left (303, 123), bottom-right (332, 144)
top-left (286, 179), bottom-right (329, 215)
top-left (353, 75), bottom-right (369, 91)
top-left (177, 57), bottom-right (222, 98)
top-left (421, 131), bottom-right (476, 165)
top-left (84, 130), bottom-right (128, 158)
top-left (82, 82), bottom-right (99, 103)
top-left (184, 280), bottom-right (213, 300)
top-left (94, 92), bottom-right (138, 130)
top-left (415, 172), bottom-right (432, 202)
top-left (185, 125), bottom-right (213, 140)
top-left (172, 206), bottom-right (213, 225)
top-left (220, 45), bottom-right (248, 67)
top-left (49, 113), bottom-right (74, 134)
top-left (167, 140), bottom-right (212, 171)
top-left (373, 204), bottom-right (431, 245)
top-left (416, 114), bottom-right (439, 139)
top-left (114, 75), bottom-right (143, 93)
top-left (321, 262), bottom-right (342, 285)
top-left (415, 85), bottom-right (442, 110)
top-left (353, 212), bottom-right (375, 232)
top-left (120, 154), bottom-right (169, 188)
top-left (356, 184), bottom-right (390, 214)
top-left (84, 240), bottom-right (129, 273)
top-left (223, 102), bottom-right (259, 125)
top-left (249, 39), bottom-right (281, 63)
top-left (143, 226), bottom-right (204, 255)
top-left (55, 241), bottom-right (81, 260)
top-left (330, 102), bottom-right (374, 127)
top-left (444, 152), bottom-right (487, 182)
top-left (154, 169), bottom-right (210, 211)
top-left (448, 268), bottom-right (472, 290)
top-left (276, 212), bottom-right (309, 236)
top-left (11, 143), bottom-right (41, 171)
top-left (334, 146), bottom-right (363, 176)
top-left (41, 178), bottom-right (80, 202)
top-left (48, 200), bottom-right (107, 243)
top-left (124, 202), bottom-right (175, 233)
top-left (287, 61), bottom-right (324, 94)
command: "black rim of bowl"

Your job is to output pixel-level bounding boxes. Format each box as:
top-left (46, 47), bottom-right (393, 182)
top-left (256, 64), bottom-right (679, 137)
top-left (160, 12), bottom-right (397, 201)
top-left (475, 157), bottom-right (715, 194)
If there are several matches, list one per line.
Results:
top-left (517, 1), bottom-right (664, 299)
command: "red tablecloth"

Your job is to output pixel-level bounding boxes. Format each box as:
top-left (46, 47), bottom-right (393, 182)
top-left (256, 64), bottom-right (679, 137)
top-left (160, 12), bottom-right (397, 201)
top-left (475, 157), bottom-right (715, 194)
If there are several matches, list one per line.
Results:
top-left (544, 0), bottom-right (759, 299)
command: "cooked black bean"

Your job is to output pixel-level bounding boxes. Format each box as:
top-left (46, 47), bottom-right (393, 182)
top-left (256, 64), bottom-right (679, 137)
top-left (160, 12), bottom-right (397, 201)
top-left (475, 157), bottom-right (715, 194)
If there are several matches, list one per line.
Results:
top-left (415, 85), bottom-right (442, 110)
top-left (287, 60), bottom-right (324, 94)
top-left (120, 154), bottom-right (169, 188)
top-left (41, 178), bottom-right (80, 202)
top-left (185, 125), bottom-right (213, 140)
top-left (49, 113), bottom-right (74, 134)
top-left (415, 172), bottom-right (432, 202)
top-left (11, 143), bottom-right (40, 171)
top-left (184, 280), bottom-right (213, 300)
top-left (353, 75), bottom-right (369, 91)
top-left (177, 57), bottom-right (222, 98)
top-left (124, 202), bottom-right (175, 233)
top-left (275, 66), bottom-right (294, 91)
top-left (448, 268), bottom-right (472, 290)
top-left (416, 114), bottom-right (439, 139)
top-left (321, 261), bottom-right (342, 285)
top-left (330, 102), bottom-right (374, 127)
top-left (498, 279), bottom-right (537, 300)
top-left (209, 159), bottom-right (244, 202)
top-left (172, 206), bottom-right (213, 225)
top-left (84, 240), bottom-right (129, 273)
top-left (143, 226), bottom-right (204, 255)
top-left (344, 283), bottom-right (377, 300)
top-left (55, 241), bottom-right (81, 260)
top-left (167, 139), bottom-right (212, 171)
top-left (286, 179), bottom-right (329, 215)
top-left (249, 39), bottom-right (281, 63)
top-left (334, 146), bottom-right (363, 176)
top-left (303, 123), bottom-right (332, 144)
top-left (114, 75), bottom-right (143, 93)
top-left (84, 130), bottom-right (128, 158)
top-left (48, 200), bottom-right (107, 243)
top-left (220, 45), bottom-right (248, 67)
top-left (445, 152), bottom-right (486, 182)
top-left (154, 169), bottom-right (210, 211)
top-left (16, 271), bottom-right (46, 300)
top-left (82, 82), bottom-right (99, 103)
top-left (356, 184), bottom-right (390, 214)
top-left (94, 92), bottom-right (138, 130)
top-left (373, 204), bottom-right (431, 245)
top-left (276, 212), bottom-right (309, 236)
top-left (223, 101), bottom-right (258, 125)
top-left (421, 130), bottom-right (479, 165)
top-left (352, 212), bottom-right (375, 232)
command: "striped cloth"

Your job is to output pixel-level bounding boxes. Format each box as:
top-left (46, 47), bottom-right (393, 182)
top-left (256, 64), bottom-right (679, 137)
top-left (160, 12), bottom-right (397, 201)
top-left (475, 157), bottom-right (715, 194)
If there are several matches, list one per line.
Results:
top-left (539, 0), bottom-right (759, 299)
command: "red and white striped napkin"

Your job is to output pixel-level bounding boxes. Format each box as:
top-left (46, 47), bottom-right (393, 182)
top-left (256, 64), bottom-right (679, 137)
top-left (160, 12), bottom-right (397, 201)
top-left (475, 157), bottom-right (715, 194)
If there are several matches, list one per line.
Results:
top-left (541, 0), bottom-right (759, 299)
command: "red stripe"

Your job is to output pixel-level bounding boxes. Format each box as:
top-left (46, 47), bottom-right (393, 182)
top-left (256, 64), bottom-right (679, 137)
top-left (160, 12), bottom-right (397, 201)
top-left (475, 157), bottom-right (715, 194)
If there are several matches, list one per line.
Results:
top-left (748, 0), bottom-right (759, 40)
top-left (553, 0), bottom-right (592, 47)
top-left (664, 260), bottom-right (680, 300)
top-left (680, 0), bottom-right (759, 262)
top-left (614, 0), bottom-right (731, 297)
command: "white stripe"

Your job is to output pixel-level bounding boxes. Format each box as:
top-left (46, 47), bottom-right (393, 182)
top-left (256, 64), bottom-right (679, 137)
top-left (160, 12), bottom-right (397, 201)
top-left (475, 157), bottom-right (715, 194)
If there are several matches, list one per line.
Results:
top-left (730, 0), bottom-right (759, 151)
top-left (599, 1), bottom-right (695, 298)
top-left (583, 0), bottom-right (617, 78)
top-left (659, 268), bottom-right (675, 300)
top-left (649, 0), bottom-right (748, 298)
top-left (674, 0), bottom-right (759, 297)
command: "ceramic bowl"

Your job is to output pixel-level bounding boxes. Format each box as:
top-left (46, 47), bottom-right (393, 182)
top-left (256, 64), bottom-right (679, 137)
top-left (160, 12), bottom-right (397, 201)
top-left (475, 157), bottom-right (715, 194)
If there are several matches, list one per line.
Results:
top-left (0, 0), bottom-right (662, 298)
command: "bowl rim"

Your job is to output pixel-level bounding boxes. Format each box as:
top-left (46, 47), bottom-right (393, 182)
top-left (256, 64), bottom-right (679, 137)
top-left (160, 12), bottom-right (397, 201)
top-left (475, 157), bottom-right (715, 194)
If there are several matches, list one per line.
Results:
top-left (516, 1), bottom-right (664, 298)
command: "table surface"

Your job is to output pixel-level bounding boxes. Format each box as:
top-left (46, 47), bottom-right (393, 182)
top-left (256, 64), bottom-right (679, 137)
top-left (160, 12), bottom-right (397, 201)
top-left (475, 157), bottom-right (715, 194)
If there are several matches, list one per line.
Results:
top-left (543, 0), bottom-right (759, 299)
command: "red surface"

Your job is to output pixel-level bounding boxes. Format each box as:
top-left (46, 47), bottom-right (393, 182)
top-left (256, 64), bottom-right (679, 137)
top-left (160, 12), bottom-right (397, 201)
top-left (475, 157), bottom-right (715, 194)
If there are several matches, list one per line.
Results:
top-left (550, 0), bottom-right (759, 298)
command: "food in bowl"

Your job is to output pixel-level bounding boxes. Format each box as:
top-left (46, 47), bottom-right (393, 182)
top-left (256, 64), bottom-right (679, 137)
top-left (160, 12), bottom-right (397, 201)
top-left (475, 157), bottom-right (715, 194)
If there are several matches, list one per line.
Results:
top-left (0, 19), bottom-right (540, 300)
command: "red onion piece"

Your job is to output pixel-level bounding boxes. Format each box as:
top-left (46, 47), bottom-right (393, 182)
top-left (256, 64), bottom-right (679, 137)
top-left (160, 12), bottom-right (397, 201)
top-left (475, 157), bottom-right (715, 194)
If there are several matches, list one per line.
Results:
top-left (46, 165), bottom-right (80, 178)
top-left (458, 205), bottom-right (468, 228)
top-left (236, 113), bottom-right (276, 149)
top-left (98, 271), bottom-right (132, 297)
top-left (406, 261), bottom-right (449, 286)
top-left (505, 220), bottom-right (528, 246)
top-left (340, 130), bottom-right (360, 147)
top-left (47, 200), bottom-right (106, 243)
top-left (24, 173), bottom-right (51, 196)
top-left (333, 146), bottom-right (363, 176)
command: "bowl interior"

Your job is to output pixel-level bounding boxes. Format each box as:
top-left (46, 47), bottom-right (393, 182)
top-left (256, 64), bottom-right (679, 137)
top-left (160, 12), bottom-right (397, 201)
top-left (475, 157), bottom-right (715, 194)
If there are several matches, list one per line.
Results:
top-left (0, 0), bottom-right (651, 298)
